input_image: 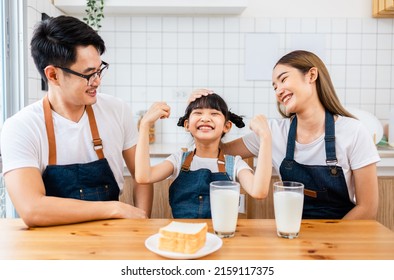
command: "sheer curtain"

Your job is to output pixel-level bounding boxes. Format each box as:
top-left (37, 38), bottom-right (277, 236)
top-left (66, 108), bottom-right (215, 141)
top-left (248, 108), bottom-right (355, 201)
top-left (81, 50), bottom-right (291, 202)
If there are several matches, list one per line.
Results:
top-left (0, 0), bottom-right (27, 218)
top-left (0, 0), bottom-right (6, 218)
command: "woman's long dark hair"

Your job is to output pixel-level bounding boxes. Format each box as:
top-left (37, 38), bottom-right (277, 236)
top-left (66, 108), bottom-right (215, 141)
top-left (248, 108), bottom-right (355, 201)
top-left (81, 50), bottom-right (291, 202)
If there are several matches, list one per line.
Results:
top-left (177, 93), bottom-right (245, 129)
top-left (274, 50), bottom-right (354, 118)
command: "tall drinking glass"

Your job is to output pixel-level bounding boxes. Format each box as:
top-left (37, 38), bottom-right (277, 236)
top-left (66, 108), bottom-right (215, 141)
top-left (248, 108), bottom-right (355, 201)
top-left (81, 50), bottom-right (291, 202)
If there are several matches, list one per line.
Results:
top-left (273, 181), bottom-right (304, 239)
top-left (210, 181), bottom-right (240, 238)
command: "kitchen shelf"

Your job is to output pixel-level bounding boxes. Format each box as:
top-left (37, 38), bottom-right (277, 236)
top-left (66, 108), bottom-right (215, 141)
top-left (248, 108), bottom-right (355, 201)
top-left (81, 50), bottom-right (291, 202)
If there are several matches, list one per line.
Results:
top-left (373, 0), bottom-right (394, 18)
top-left (53, 0), bottom-right (248, 15)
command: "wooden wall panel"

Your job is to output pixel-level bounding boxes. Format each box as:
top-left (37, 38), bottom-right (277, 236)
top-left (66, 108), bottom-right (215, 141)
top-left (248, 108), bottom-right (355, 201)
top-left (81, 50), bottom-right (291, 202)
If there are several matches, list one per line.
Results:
top-left (246, 176), bottom-right (278, 219)
top-left (377, 177), bottom-right (394, 231)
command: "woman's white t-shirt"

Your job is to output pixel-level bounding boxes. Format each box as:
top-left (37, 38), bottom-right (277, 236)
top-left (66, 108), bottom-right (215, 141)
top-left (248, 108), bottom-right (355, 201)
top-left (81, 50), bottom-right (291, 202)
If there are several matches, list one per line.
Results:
top-left (242, 116), bottom-right (380, 203)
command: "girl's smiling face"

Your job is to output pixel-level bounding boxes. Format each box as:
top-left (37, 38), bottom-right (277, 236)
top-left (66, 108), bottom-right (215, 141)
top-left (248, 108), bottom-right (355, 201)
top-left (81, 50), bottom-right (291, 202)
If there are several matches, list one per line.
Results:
top-left (179, 93), bottom-right (234, 144)
top-left (184, 107), bottom-right (232, 143)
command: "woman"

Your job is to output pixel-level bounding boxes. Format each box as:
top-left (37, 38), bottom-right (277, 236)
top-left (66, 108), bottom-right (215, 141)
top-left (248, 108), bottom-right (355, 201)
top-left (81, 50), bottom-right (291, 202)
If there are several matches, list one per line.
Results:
top-left (193, 50), bottom-right (380, 219)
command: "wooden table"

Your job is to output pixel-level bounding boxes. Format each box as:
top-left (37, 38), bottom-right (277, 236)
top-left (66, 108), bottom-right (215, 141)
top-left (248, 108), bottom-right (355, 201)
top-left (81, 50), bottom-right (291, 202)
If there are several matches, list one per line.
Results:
top-left (0, 218), bottom-right (393, 260)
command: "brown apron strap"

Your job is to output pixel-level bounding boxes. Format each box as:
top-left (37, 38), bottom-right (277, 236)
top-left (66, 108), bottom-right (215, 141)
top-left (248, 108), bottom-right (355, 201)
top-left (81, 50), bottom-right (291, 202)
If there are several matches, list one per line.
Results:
top-left (180, 150), bottom-right (195, 171)
top-left (85, 105), bottom-right (105, 160)
top-left (43, 95), bottom-right (57, 165)
top-left (180, 149), bottom-right (226, 173)
top-left (217, 149), bottom-right (225, 173)
top-left (43, 95), bottom-right (105, 164)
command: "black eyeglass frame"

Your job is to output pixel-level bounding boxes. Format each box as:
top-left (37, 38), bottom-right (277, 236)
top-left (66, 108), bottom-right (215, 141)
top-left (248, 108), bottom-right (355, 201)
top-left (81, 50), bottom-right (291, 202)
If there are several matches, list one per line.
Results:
top-left (54, 61), bottom-right (109, 85)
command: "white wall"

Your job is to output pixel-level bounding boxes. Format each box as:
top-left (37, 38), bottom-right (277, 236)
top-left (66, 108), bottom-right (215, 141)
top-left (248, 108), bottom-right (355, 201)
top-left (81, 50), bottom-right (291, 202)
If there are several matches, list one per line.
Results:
top-left (25, 0), bottom-right (394, 145)
top-left (243, 0), bottom-right (372, 18)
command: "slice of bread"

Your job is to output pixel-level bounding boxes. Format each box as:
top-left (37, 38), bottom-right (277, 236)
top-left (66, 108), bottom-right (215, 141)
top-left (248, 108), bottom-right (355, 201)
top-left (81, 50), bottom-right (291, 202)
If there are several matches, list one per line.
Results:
top-left (158, 221), bottom-right (208, 254)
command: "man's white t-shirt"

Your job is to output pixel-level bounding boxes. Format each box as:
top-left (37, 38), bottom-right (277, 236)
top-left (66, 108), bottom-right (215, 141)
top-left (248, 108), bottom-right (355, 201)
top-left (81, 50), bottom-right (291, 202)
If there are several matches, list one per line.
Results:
top-left (242, 116), bottom-right (380, 203)
top-left (1, 93), bottom-right (138, 192)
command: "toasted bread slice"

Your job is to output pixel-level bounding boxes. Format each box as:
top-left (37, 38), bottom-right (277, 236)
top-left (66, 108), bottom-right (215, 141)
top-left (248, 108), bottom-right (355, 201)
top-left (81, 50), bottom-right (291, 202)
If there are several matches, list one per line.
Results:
top-left (158, 221), bottom-right (207, 254)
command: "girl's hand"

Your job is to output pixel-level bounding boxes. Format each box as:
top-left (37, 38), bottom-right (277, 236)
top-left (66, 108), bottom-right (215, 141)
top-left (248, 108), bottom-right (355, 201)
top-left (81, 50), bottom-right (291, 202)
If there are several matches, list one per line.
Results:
top-left (140, 102), bottom-right (171, 128)
top-left (249, 115), bottom-right (271, 139)
top-left (188, 88), bottom-right (214, 104)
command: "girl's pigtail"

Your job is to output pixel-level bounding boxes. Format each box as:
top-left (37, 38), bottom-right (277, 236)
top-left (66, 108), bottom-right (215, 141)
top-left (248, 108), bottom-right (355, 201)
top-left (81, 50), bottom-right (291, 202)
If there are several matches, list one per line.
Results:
top-left (229, 111), bottom-right (245, 128)
top-left (177, 116), bottom-right (187, 127)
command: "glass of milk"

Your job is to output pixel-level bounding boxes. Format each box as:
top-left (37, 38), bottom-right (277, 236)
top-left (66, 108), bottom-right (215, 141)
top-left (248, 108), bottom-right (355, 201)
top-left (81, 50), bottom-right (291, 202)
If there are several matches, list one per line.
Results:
top-left (273, 181), bottom-right (304, 239)
top-left (210, 181), bottom-right (240, 238)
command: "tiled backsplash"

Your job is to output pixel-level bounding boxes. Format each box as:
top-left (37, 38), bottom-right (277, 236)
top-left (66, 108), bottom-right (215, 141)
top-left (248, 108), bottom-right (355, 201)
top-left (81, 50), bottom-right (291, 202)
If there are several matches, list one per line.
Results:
top-left (26, 3), bottom-right (394, 145)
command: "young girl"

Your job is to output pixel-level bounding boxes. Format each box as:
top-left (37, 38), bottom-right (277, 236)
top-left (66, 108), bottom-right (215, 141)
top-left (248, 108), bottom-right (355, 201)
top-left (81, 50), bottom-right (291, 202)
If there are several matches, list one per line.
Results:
top-left (135, 93), bottom-right (272, 218)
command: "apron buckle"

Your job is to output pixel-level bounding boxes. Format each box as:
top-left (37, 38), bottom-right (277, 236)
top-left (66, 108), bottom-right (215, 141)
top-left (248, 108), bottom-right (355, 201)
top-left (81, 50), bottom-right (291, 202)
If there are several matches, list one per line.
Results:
top-left (92, 138), bottom-right (103, 150)
top-left (326, 159), bottom-right (338, 175)
top-left (181, 166), bottom-right (190, 172)
top-left (326, 159), bottom-right (337, 166)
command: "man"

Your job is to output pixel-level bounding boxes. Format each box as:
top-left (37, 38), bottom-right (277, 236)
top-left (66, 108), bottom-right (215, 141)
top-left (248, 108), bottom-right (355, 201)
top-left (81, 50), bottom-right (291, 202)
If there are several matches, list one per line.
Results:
top-left (0, 15), bottom-right (152, 227)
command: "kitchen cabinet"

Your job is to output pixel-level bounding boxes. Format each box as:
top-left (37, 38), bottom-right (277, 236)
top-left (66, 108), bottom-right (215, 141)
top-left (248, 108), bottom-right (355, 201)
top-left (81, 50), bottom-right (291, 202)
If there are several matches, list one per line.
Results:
top-left (119, 176), bottom-right (172, 218)
top-left (373, 0), bottom-right (394, 17)
top-left (149, 179), bottom-right (173, 219)
top-left (121, 153), bottom-right (253, 218)
top-left (121, 144), bottom-right (394, 230)
top-left (376, 177), bottom-right (394, 230)
top-left (53, 0), bottom-right (248, 15)
top-left (247, 176), bottom-right (394, 231)
top-left (122, 175), bottom-right (394, 231)
top-left (121, 177), bottom-right (248, 219)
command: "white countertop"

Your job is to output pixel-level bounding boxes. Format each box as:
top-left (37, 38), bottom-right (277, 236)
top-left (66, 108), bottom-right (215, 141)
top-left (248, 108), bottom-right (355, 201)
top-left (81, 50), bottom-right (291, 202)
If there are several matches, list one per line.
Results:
top-left (140, 143), bottom-right (394, 177)
top-left (376, 145), bottom-right (394, 176)
top-left (148, 143), bottom-right (187, 157)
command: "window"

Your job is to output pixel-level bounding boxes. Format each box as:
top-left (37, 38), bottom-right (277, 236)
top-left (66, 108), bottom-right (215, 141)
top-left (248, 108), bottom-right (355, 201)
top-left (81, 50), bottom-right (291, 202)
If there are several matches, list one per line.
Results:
top-left (0, 0), bottom-right (26, 128)
top-left (0, 0), bottom-right (26, 218)
top-left (0, 1), bottom-right (5, 127)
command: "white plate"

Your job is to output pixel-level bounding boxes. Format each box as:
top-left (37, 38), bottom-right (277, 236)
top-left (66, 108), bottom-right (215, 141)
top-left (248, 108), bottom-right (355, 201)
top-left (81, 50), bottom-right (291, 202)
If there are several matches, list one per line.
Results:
top-left (145, 232), bottom-right (222, 259)
top-left (346, 107), bottom-right (383, 144)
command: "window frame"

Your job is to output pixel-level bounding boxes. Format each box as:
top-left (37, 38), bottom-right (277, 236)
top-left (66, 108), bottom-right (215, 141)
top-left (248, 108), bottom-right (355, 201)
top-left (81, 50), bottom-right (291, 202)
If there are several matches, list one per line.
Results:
top-left (1, 0), bottom-right (27, 126)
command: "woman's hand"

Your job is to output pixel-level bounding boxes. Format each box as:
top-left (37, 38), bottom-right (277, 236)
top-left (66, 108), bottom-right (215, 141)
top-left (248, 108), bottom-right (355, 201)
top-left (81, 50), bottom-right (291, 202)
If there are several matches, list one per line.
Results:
top-left (140, 102), bottom-right (171, 128)
top-left (188, 88), bottom-right (214, 104)
top-left (249, 114), bottom-right (271, 140)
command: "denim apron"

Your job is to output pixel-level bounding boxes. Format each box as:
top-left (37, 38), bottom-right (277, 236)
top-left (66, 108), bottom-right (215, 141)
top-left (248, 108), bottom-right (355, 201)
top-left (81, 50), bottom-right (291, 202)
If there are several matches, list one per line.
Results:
top-left (41, 95), bottom-right (120, 201)
top-left (169, 149), bottom-right (234, 218)
top-left (279, 110), bottom-right (355, 219)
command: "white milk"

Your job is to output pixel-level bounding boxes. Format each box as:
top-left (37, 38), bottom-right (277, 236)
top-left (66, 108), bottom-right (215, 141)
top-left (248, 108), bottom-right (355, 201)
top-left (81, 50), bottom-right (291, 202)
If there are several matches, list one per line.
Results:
top-left (274, 191), bottom-right (304, 233)
top-left (210, 189), bottom-right (239, 233)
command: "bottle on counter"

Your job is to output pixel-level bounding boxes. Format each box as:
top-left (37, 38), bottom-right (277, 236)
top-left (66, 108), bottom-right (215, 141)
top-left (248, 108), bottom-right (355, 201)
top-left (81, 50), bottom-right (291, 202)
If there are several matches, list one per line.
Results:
top-left (137, 110), bottom-right (155, 144)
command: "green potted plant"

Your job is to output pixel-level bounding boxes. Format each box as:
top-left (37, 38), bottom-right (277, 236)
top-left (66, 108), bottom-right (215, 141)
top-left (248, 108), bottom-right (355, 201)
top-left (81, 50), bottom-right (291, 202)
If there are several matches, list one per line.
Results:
top-left (83, 0), bottom-right (105, 31)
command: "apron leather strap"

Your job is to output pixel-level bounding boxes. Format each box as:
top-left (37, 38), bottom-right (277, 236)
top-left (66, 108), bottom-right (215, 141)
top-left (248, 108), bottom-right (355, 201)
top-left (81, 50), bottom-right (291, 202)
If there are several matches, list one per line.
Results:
top-left (43, 95), bottom-right (105, 164)
top-left (217, 149), bottom-right (226, 173)
top-left (85, 105), bottom-right (104, 160)
top-left (181, 150), bottom-right (194, 171)
top-left (180, 149), bottom-right (226, 172)
top-left (43, 96), bottom-right (57, 165)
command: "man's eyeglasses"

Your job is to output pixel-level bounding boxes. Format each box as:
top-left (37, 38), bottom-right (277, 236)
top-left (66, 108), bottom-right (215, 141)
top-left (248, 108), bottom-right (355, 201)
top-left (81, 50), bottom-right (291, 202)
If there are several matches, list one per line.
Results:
top-left (55, 61), bottom-right (109, 86)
